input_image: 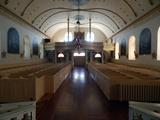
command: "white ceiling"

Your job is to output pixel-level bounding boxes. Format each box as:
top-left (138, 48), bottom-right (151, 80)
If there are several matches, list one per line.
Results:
top-left (0, 0), bottom-right (160, 38)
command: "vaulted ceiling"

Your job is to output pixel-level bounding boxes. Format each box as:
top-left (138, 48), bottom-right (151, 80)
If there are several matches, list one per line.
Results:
top-left (0, 0), bottom-right (160, 38)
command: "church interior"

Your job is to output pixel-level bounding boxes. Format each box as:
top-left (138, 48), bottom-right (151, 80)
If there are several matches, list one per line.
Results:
top-left (0, 0), bottom-right (160, 120)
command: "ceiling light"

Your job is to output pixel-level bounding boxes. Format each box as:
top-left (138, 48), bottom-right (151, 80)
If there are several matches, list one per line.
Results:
top-left (58, 53), bottom-right (64, 58)
top-left (76, 20), bottom-right (80, 25)
top-left (95, 53), bottom-right (101, 58)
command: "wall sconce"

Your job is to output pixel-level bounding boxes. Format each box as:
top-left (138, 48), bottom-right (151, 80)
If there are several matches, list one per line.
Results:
top-left (95, 53), bottom-right (101, 58)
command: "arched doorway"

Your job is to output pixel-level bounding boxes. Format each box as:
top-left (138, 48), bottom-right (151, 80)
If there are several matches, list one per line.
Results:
top-left (128, 36), bottom-right (136, 60)
top-left (157, 27), bottom-right (160, 60)
top-left (23, 35), bottom-right (31, 59)
top-left (73, 52), bottom-right (86, 66)
top-left (115, 42), bottom-right (119, 60)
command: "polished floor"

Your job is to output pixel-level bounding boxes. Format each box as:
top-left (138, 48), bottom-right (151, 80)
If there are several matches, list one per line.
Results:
top-left (37, 67), bottom-right (128, 120)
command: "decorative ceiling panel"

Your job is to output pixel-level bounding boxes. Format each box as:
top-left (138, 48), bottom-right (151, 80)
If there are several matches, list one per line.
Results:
top-left (0, 0), bottom-right (160, 38)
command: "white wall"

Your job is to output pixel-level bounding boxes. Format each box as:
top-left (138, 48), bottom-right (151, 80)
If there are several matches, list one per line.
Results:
top-left (52, 27), bottom-right (106, 42)
top-left (112, 12), bottom-right (160, 68)
top-left (0, 14), bottom-right (47, 64)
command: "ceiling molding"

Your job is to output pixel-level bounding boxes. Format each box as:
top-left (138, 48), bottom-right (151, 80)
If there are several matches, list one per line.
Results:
top-left (91, 22), bottom-right (115, 33)
top-left (45, 21), bottom-right (115, 34)
top-left (44, 22), bottom-right (75, 33)
top-left (89, 10), bottom-right (120, 29)
top-left (109, 4), bottom-right (160, 39)
top-left (31, 7), bottom-right (72, 23)
top-left (122, 0), bottom-right (137, 17)
top-left (21, 0), bottom-right (34, 16)
top-left (32, 7), bottom-right (126, 24)
top-left (1, 0), bottom-right (159, 38)
top-left (38, 10), bottom-right (120, 30)
top-left (86, 8), bottom-right (127, 24)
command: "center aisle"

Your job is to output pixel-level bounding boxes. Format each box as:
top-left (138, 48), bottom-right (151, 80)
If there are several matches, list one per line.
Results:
top-left (37, 67), bottom-right (128, 120)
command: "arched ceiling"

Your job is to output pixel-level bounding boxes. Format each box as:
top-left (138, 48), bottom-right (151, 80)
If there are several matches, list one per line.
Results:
top-left (0, 0), bottom-right (160, 39)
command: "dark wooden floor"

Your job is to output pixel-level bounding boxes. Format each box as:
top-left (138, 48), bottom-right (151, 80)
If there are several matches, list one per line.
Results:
top-left (37, 67), bottom-right (128, 120)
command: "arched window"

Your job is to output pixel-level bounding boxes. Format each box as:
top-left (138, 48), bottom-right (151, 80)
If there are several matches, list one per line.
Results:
top-left (115, 42), bottom-right (120, 60)
top-left (86, 32), bottom-right (94, 42)
top-left (121, 39), bottom-right (126, 56)
top-left (128, 36), bottom-right (136, 60)
top-left (139, 28), bottom-right (151, 55)
top-left (64, 32), bottom-right (73, 42)
top-left (157, 27), bottom-right (160, 60)
top-left (7, 27), bottom-right (19, 54)
top-left (23, 35), bottom-right (31, 59)
top-left (32, 38), bottom-right (38, 55)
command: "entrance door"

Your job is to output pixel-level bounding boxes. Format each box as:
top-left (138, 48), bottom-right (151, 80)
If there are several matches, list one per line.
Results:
top-left (73, 52), bottom-right (85, 66)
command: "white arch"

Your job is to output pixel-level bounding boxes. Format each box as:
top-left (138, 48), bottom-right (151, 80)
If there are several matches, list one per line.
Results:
top-left (23, 35), bottom-right (31, 59)
top-left (128, 36), bottom-right (136, 60)
top-left (115, 42), bottom-right (120, 60)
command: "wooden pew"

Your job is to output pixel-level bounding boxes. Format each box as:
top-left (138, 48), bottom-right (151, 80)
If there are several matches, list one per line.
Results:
top-left (88, 63), bottom-right (160, 102)
top-left (0, 64), bottom-right (72, 103)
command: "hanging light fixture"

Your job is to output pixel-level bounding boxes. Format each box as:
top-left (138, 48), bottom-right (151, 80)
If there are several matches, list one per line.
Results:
top-left (95, 53), bottom-right (101, 58)
top-left (75, 0), bottom-right (81, 51)
top-left (58, 52), bottom-right (64, 58)
top-left (76, 0), bottom-right (80, 26)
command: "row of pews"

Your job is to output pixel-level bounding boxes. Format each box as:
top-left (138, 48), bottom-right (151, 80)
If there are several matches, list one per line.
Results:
top-left (88, 62), bottom-right (160, 102)
top-left (0, 62), bottom-right (72, 103)
top-left (129, 101), bottom-right (160, 120)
